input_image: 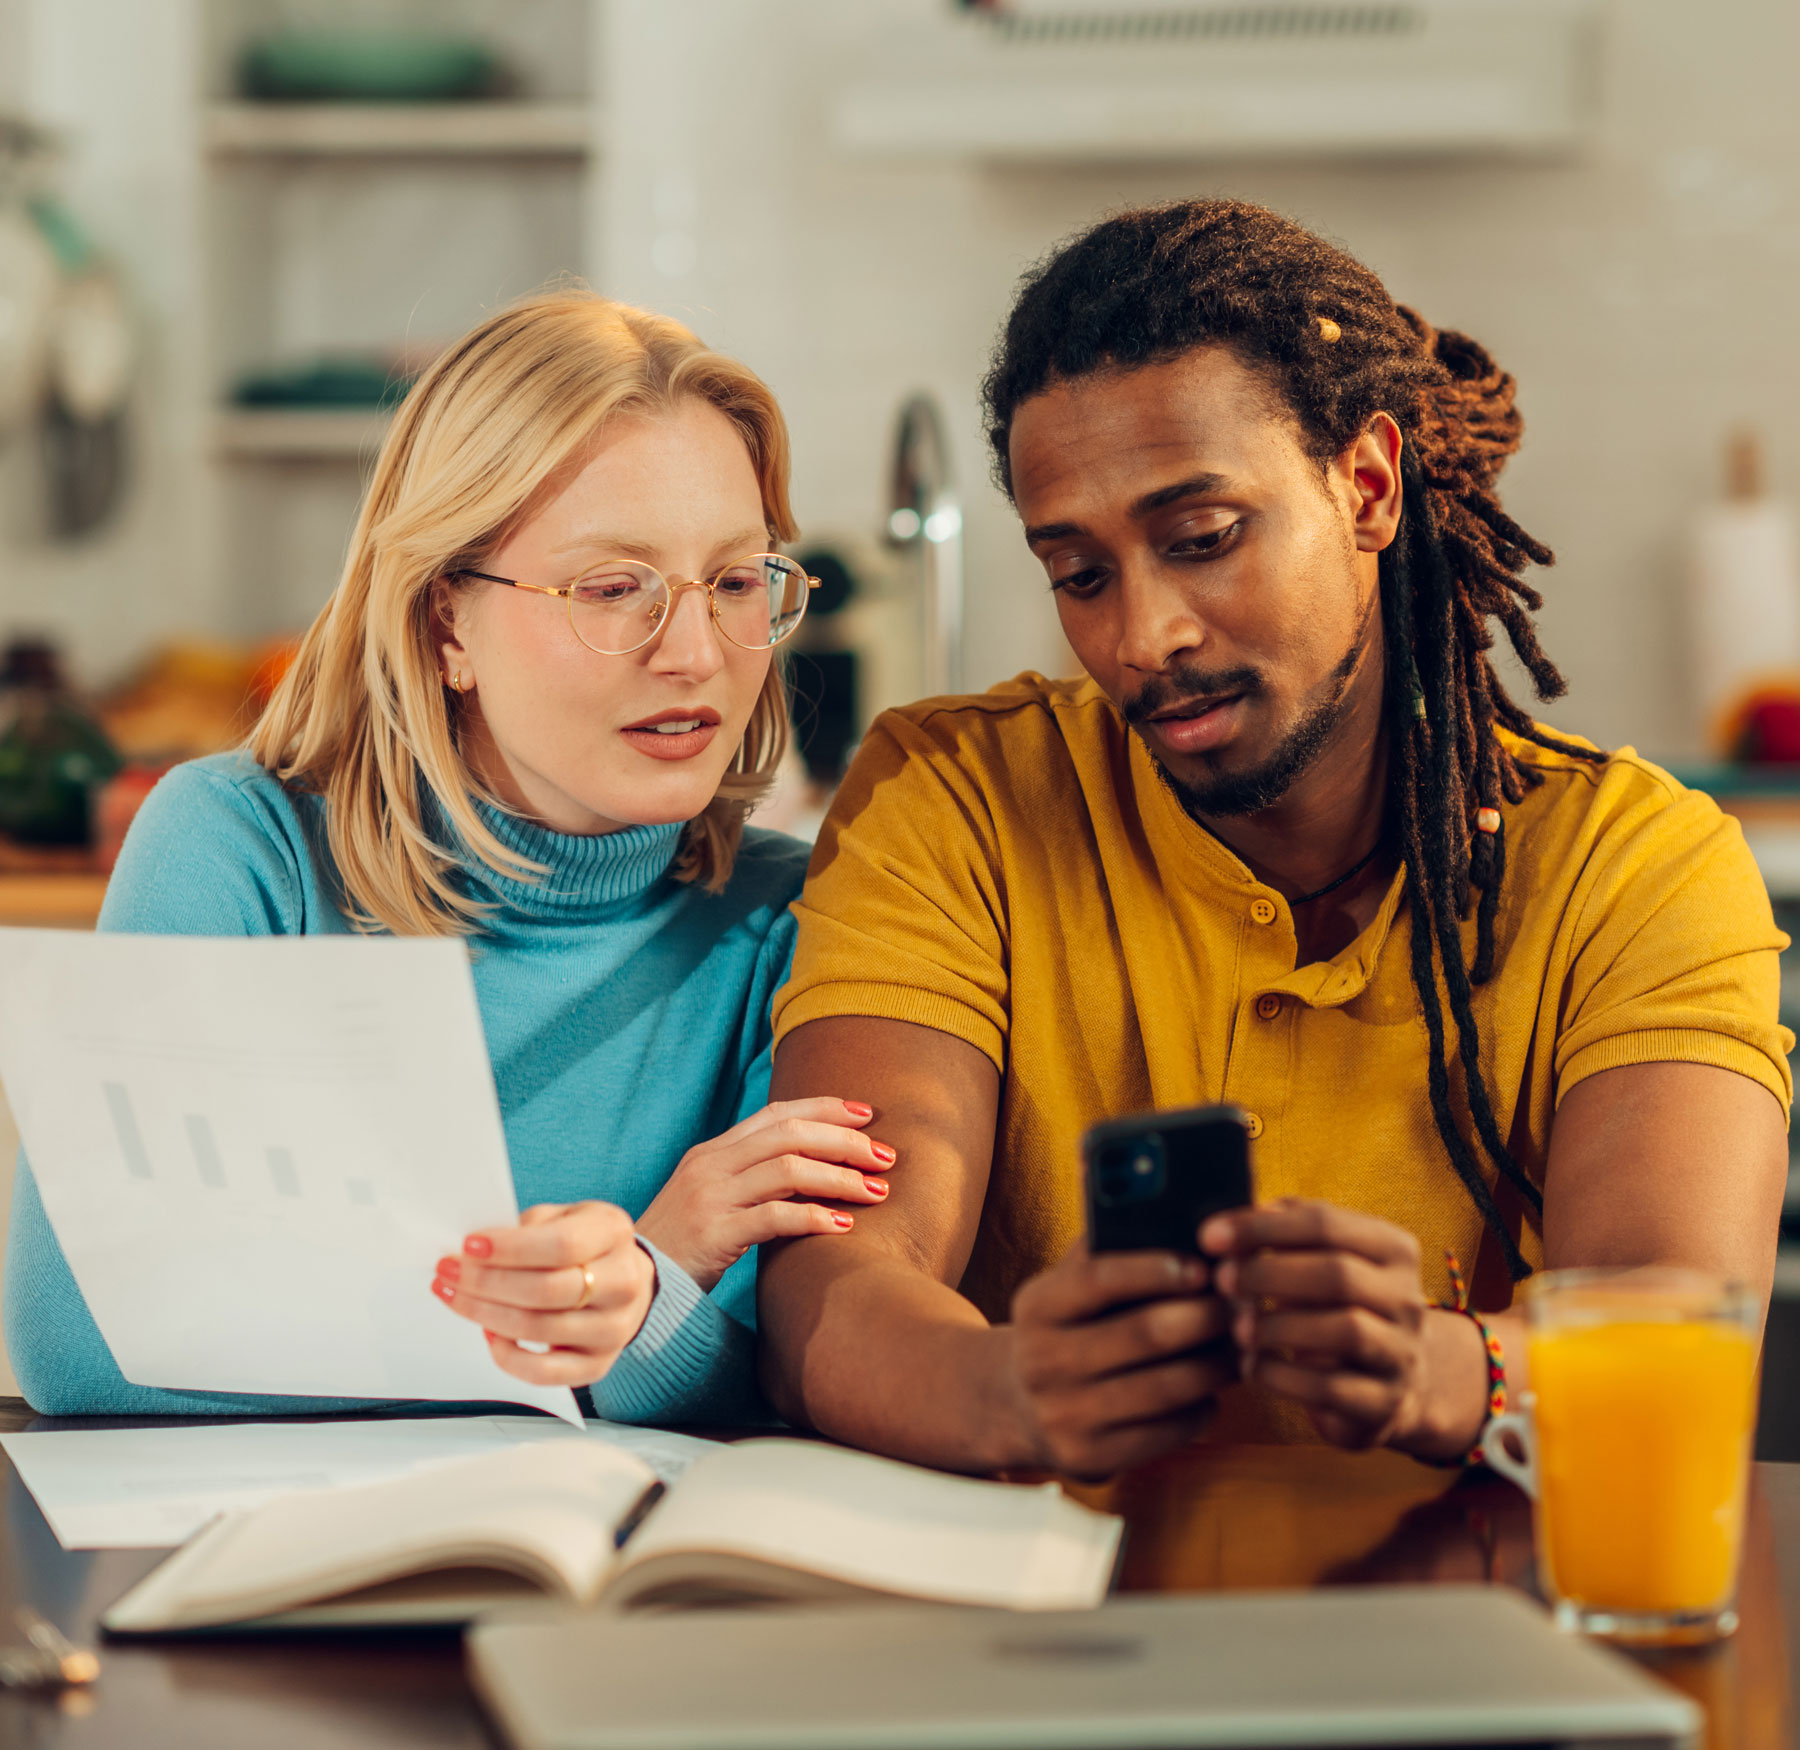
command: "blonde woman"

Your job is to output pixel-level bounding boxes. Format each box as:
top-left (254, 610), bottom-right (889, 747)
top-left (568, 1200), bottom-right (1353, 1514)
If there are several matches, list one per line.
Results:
top-left (5, 294), bottom-right (893, 1420)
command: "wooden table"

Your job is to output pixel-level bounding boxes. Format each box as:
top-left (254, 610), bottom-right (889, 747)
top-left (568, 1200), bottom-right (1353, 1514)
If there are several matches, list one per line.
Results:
top-left (0, 1403), bottom-right (1789, 1749)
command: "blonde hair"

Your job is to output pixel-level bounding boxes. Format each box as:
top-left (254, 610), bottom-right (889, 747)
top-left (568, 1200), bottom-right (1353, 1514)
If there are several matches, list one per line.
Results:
top-left (249, 291), bottom-right (795, 936)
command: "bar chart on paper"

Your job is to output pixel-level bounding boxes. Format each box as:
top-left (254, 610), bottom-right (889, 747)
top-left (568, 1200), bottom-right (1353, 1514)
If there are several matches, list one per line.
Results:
top-left (0, 929), bottom-right (581, 1424)
top-left (107, 1084), bottom-right (379, 1209)
top-left (104, 1081), bottom-right (154, 1180)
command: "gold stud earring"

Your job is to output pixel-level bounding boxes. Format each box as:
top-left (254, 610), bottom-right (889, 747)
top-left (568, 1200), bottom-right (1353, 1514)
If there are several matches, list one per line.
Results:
top-left (1316, 316), bottom-right (1342, 343)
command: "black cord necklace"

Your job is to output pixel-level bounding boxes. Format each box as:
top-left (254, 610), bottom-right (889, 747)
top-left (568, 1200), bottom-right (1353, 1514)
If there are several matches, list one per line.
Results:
top-left (1289, 840), bottom-right (1384, 906)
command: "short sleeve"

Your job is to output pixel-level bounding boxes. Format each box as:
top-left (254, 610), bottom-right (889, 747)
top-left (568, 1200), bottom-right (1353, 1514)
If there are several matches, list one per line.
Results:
top-left (1553, 785), bottom-right (1793, 1114)
top-left (772, 708), bottom-right (1011, 1070)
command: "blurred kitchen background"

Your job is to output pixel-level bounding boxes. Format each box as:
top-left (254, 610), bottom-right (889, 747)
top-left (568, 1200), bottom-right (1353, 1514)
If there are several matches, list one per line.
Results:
top-left (2, 0), bottom-right (1800, 1434)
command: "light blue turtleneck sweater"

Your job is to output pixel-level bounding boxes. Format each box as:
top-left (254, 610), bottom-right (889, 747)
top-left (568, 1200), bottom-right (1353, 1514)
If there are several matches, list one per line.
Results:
top-left (4, 753), bottom-right (808, 1423)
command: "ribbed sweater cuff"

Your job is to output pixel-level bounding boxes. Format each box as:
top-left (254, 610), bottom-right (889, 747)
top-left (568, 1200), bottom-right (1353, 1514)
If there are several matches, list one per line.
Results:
top-left (587, 1239), bottom-right (750, 1425)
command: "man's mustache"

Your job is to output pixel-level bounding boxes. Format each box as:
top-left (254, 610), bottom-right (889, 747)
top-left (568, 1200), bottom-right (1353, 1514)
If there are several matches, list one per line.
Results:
top-left (1122, 665), bottom-right (1265, 727)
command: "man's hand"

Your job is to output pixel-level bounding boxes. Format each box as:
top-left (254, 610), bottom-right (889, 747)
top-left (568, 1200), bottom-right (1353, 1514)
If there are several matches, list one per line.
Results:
top-left (1202, 1198), bottom-right (1488, 1459)
top-left (1011, 1240), bottom-right (1235, 1479)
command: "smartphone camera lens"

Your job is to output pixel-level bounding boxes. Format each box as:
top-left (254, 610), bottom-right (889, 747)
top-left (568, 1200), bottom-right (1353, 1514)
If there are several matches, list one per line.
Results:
top-left (1095, 1135), bottom-right (1167, 1205)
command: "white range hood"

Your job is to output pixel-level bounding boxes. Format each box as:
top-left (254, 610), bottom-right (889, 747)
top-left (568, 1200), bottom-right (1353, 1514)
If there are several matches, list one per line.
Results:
top-left (830, 1), bottom-right (1601, 162)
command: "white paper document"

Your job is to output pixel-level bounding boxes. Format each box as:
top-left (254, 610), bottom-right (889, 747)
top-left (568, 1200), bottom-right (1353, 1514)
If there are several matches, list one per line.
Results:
top-left (0, 930), bottom-right (580, 1423)
top-left (0, 1416), bottom-right (720, 1549)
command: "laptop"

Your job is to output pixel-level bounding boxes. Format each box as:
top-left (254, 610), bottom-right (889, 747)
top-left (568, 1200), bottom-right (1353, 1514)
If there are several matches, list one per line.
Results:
top-left (468, 1584), bottom-right (1700, 1749)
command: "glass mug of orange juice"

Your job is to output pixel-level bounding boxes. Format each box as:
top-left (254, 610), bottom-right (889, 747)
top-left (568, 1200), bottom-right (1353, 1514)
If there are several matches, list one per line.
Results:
top-left (1480, 1267), bottom-right (1760, 1644)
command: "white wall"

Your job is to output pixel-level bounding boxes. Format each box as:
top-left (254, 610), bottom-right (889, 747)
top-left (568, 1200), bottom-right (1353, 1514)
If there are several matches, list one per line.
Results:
top-left (0, 0), bottom-right (601, 662)
top-left (1, 0), bottom-right (1795, 737)
top-left (598, 0), bottom-right (1800, 759)
top-left (0, 1091), bottom-right (15, 1397)
top-left (0, 0), bottom-right (216, 689)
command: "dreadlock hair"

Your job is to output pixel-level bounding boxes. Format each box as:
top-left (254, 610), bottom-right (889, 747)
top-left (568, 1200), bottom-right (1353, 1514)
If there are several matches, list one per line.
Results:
top-left (981, 198), bottom-right (1604, 1281)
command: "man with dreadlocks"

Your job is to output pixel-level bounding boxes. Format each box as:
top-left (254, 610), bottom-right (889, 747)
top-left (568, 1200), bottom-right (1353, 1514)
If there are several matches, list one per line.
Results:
top-left (758, 199), bottom-right (1790, 1478)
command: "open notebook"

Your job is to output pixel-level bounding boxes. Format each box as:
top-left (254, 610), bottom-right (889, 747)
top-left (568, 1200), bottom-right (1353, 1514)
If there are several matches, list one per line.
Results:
top-left (102, 1438), bottom-right (1122, 1634)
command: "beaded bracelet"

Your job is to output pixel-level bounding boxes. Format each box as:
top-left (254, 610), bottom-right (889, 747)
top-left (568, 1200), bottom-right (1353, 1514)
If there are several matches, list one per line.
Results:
top-left (1419, 1250), bottom-right (1506, 1468)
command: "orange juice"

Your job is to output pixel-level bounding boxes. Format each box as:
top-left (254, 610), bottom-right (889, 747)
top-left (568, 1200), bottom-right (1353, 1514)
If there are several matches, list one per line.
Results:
top-left (1528, 1318), bottom-right (1758, 1616)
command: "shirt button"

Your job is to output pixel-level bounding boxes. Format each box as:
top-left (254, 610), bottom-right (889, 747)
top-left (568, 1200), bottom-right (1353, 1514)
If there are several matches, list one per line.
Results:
top-left (1244, 1112), bottom-right (1265, 1139)
top-left (1249, 897), bottom-right (1278, 925)
top-left (1255, 993), bottom-right (1282, 1020)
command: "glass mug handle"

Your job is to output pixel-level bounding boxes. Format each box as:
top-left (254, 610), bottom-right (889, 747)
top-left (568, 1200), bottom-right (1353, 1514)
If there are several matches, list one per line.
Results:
top-left (1479, 1405), bottom-right (1539, 1498)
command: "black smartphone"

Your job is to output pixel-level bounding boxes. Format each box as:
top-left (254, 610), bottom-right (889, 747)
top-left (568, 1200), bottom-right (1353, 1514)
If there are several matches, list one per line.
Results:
top-left (1083, 1103), bottom-right (1255, 1255)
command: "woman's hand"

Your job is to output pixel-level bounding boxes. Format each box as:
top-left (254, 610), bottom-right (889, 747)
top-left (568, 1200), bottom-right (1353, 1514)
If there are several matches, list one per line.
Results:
top-left (1202, 1198), bottom-right (1489, 1461)
top-left (635, 1098), bottom-right (895, 1291)
top-left (432, 1200), bottom-right (655, 1388)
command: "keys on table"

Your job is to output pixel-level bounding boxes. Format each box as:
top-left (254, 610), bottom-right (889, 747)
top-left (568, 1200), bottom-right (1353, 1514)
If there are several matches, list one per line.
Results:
top-left (0, 1609), bottom-right (99, 1690)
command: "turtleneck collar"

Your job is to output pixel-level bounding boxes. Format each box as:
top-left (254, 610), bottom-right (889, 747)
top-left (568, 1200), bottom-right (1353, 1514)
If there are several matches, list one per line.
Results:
top-left (463, 802), bottom-right (683, 922)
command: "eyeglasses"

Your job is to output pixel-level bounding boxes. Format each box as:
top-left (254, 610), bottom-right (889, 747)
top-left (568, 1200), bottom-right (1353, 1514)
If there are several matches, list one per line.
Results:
top-left (456, 553), bottom-right (819, 657)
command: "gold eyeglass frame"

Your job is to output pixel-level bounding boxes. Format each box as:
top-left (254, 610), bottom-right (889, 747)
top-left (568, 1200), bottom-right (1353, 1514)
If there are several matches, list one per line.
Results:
top-left (455, 553), bottom-right (820, 657)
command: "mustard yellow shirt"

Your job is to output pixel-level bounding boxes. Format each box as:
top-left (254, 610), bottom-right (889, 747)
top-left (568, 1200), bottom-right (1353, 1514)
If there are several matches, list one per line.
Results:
top-left (774, 675), bottom-right (1792, 1435)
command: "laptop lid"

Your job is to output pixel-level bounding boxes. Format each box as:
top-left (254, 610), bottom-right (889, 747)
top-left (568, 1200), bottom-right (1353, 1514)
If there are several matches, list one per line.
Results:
top-left (469, 1584), bottom-right (1700, 1750)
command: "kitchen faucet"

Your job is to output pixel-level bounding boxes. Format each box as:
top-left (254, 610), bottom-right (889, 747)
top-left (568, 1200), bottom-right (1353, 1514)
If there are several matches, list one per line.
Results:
top-left (885, 393), bottom-right (963, 697)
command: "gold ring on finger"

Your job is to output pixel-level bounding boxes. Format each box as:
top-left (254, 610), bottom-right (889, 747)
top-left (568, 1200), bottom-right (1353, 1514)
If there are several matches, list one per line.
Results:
top-left (571, 1263), bottom-right (597, 1311)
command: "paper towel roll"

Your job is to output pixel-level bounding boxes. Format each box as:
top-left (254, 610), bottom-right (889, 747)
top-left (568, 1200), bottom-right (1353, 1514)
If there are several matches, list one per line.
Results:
top-left (1688, 433), bottom-right (1800, 751)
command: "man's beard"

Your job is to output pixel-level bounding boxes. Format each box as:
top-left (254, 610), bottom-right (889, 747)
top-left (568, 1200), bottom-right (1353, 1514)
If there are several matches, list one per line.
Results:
top-left (1123, 636), bottom-right (1364, 820)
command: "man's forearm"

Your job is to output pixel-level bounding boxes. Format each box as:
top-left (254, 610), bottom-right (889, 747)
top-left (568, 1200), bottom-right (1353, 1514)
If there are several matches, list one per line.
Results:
top-left (758, 1238), bottom-right (1038, 1474)
top-left (762, 1016), bottom-right (1014, 1470)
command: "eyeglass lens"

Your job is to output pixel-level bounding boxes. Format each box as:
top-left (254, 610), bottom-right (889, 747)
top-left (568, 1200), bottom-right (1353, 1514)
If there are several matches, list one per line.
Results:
top-left (569, 555), bottom-right (808, 655)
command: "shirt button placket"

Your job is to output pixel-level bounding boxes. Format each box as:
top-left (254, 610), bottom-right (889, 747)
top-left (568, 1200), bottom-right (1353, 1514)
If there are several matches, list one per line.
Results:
top-left (1233, 896), bottom-right (1283, 1158)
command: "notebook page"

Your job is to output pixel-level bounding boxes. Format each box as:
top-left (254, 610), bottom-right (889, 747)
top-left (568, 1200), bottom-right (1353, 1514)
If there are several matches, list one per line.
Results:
top-left (2, 1414), bottom-right (718, 1550)
top-left (614, 1439), bottom-right (1120, 1611)
top-left (2, 1416), bottom-right (600, 1549)
top-left (104, 1440), bottom-right (653, 1631)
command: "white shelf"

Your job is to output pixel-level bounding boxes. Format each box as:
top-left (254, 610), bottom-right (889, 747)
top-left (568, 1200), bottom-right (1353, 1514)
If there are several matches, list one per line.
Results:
top-left (829, 4), bottom-right (1596, 163)
top-left (206, 102), bottom-right (593, 159)
top-left (214, 409), bottom-right (393, 461)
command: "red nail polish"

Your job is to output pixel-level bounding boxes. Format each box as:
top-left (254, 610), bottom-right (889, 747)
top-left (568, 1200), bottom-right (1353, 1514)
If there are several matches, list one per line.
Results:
top-left (832, 1212), bottom-right (854, 1229)
top-left (463, 1235), bottom-right (493, 1259)
top-left (845, 1102), bottom-right (873, 1120)
top-left (864, 1177), bottom-right (889, 1196)
top-left (870, 1142), bottom-right (896, 1165)
top-left (436, 1257), bottom-right (461, 1281)
top-left (432, 1278), bottom-right (456, 1302)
